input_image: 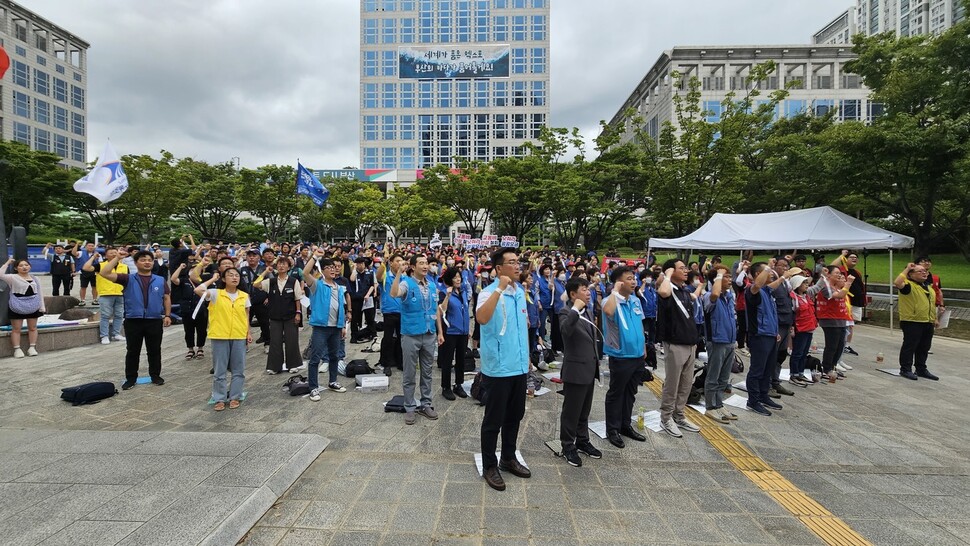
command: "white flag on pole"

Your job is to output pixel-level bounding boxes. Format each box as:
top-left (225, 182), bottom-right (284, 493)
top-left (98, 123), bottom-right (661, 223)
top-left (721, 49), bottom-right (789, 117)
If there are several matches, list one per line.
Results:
top-left (73, 140), bottom-right (129, 204)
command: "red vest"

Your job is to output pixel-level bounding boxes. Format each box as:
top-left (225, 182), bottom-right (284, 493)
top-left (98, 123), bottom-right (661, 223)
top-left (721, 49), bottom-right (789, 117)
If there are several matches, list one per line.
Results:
top-left (815, 288), bottom-right (847, 321)
top-left (793, 293), bottom-right (818, 333)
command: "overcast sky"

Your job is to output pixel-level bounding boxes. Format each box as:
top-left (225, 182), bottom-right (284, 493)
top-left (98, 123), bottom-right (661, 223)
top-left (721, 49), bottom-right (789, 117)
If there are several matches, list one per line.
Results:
top-left (25, 0), bottom-right (852, 169)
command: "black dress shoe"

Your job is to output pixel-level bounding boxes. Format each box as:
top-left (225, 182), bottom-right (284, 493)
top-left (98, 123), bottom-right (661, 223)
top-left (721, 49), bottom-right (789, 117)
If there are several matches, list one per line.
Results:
top-left (483, 466), bottom-right (505, 491)
top-left (441, 388), bottom-right (456, 401)
top-left (916, 369), bottom-right (939, 381)
top-left (498, 457), bottom-right (531, 478)
top-left (151, 376), bottom-right (165, 386)
top-left (762, 398), bottom-right (783, 410)
top-left (620, 427), bottom-right (647, 442)
top-left (563, 448), bottom-right (582, 467)
top-left (607, 431), bottom-right (625, 448)
top-left (900, 370), bottom-right (918, 380)
top-left (121, 380), bottom-right (135, 390)
top-left (453, 384), bottom-right (468, 398)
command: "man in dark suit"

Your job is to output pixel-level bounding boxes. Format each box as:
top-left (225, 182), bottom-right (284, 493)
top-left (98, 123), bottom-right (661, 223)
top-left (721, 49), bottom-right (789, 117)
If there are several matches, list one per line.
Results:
top-left (558, 276), bottom-right (603, 467)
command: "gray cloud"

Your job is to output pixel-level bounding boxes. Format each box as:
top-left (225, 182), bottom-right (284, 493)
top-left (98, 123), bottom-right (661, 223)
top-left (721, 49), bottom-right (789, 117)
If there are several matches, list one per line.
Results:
top-left (25, 0), bottom-right (851, 167)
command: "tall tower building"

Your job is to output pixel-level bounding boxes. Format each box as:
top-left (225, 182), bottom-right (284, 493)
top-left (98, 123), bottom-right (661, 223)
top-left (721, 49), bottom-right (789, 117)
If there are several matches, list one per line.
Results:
top-left (0, 0), bottom-right (89, 168)
top-left (359, 0), bottom-right (550, 170)
top-left (855, 0), bottom-right (965, 38)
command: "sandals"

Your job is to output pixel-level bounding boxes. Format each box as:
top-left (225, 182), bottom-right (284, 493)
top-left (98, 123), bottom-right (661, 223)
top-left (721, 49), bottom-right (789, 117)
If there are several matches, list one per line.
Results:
top-left (214, 401), bottom-right (226, 411)
top-left (228, 400), bottom-right (240, 409)
top-left (185, 349), bottom-right (196, 361)
top-left (195, 348), bottom-right (205, 360)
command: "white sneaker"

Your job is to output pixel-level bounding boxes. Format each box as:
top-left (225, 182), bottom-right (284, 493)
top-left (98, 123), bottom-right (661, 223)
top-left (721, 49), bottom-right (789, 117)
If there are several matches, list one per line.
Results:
top-left (111, 335), bottom-right (126, 342)
top-left (263, 345), bottom-right (270, 354)
top-left (13, 348), bottom-right (25, 358)
top-left (101, 337), bottom-right (110, 345)
top-left (289, 364), bottom-right (306, 373)
top-left (309, 388), bottom-right (321, 401)
top-left (328, 382), bottom-right (347, 393)
top-left (27, 346), bottom-right (38, 356)
top-left (660, 418), bottom-right (682, 438)
top-left (835, 361), bottom-right (850, 372)
top-left (838, 360), bottom-right (853, 371)
top-left (674, 417), bottom-right (701, 433)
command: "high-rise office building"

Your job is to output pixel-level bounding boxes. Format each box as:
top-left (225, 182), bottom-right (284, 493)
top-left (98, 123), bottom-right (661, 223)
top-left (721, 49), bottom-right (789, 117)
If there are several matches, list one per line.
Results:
top-left (813, 8), bottom-right (858, 44)
top-left (850, 0), bottom-right (964, 38)
top-left (0, 0), bottom-right (89, 168)
top-left (359, 0), bottom-right (550, 170)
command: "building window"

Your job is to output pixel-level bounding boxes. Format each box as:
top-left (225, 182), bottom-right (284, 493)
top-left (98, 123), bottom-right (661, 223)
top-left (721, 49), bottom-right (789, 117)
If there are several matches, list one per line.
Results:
top-left (34, 99), bottom-right (50, 124)
top-left (74, 72), bottom-right (82, 82)
top-left (532, 15), bottom-right (546, 40)
top-left (14, 24), bottom-right (27, 42)
top-left (364, 83), bottom-right (379, 108)
top-left (13, 122), bottom-right (30, 145)
top-left (512, 48), bottom-right (526, 74)
top-left (363, 147), bottom-right (378, 169)
top-left (382, 18), bottom-right (396, 44)
top-left (363, 51), bottom-right (378, 76)
top-left (419, 12), bottom-right (434, 43)
top-left (841, 74), bottom-right (861, 89)
top-left (12, 61), bottom-right (29, 87)
top-left (813, 99), bottom-right (834, 117)
top-left (13, 91), bottom-right (29, 118)
top-left (400, 82), bottom-right (415, 108)
top-left (494, 15), bottom-right (508, 40)
top-left (53, 133), bottom-right (68, 158)
top-left (476, 3), bottom-right (490, 42)
top-left (867, 102), bottom-right (885, 120)
top-left (401, 0), bottom-right (415, 9)
top-left (364, 0), bottom-right (378, 11)
top-left (400, 148), bottom-right (416, 169)
top-left (381, 147), bottom-right (397, 169)
top-left (363, 115), bottom-right (378, 141)
top-left (53, 78), bottom-right (67, 102)
top-left (494, 113), bottom-right (507, 139)
top-left (494, 81), bottom-right (507, 107)
top-left (53, 105), bottom-right (67, 130)
top-left (71, 112), bottom-right (85, 135)
top-left (34, 69), bottom-right (49, 96)
top-left (382, 115), bottom-right (397, 140)
top-left (382, 83), bottom-right (396, 108)
top-left (34, 128), bottom-right (50, 152)
top-left (704, 100), bottom-right (722, 123)
top-left (383, 0), bottom-right (397, 10)
top-left (364, 19), bottom-right (378, 44)
top-left (382, 50), bottom-right (396, 76)
top-left (512, 80), bottom-right (526, 106)
top-left (438, 81), bottom-right (452, 107)
top-left (456, 80), bottom-right (470, 107)
top-left (532, 0), bottom-right (545, 7)
top-left (36, 55), bottom-right (46, 66)
top-left (494, 0), bottom-right (507, 8)
top-left (512, 15), bottom-right (526, 41)
top-left (840, 99), bottom-right (861, 121)
top-left (401, 18), bottom-right (415, 43)
top-left (784, 99), bottom-right (807, 117)
top-left (530, 47), bottom-right (546, 74)
top-left (419, 81), bottom-right (433, 108)
top-left (56, 64), bottom-right (65, 74)
top-left (512, 0), bottom-right (526, 8)
top-left (531, 80), bottom-right (545, 106)
top-left (401, 115), bottom-right (416, 140)
top-left (475, 81), bottom-right (489, 107)
top-left (531, 112), bottom-right (544, 138)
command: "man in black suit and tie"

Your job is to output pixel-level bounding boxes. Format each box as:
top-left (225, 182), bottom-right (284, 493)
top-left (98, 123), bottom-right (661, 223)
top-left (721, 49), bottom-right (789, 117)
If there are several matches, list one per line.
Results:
top-left (558, 276), bottom-right (603, 467)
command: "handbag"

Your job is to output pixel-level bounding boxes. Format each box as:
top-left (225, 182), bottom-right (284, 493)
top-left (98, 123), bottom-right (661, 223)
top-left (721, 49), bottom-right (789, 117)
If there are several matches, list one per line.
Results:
top-left (731, 353), bottom-right (745, 374)
top-left (8, 291), bottom-right (42, 315)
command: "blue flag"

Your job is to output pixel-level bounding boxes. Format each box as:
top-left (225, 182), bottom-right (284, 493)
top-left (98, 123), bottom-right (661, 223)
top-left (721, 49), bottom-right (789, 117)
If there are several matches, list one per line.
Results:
top-left (296, 162), bottom-right (329, 207)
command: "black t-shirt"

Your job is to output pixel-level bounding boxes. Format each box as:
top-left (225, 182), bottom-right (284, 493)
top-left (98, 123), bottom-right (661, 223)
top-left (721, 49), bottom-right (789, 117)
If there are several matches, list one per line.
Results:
top-left (168, 248), bottom-right (192, 277)
top-left (657, 284), bottom-right (699, 345)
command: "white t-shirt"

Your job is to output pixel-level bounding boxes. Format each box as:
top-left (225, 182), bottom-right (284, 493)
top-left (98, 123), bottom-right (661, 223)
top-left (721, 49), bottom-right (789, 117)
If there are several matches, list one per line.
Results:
top-left (205, 288), bottom-right (252, 308)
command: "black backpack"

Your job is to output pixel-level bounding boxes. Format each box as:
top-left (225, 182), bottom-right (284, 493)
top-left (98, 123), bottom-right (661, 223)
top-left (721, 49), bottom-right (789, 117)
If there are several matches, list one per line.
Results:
top-left (470, 372), bottom-right (487, 405)
top-left (61, 382), bottom-right (117, 406)
top-left (345, 359), bottom-right (374, 378)
top-left (383, 394), bottom-right (407, 413)
top-left (283, 375), bottom-right (310, 396)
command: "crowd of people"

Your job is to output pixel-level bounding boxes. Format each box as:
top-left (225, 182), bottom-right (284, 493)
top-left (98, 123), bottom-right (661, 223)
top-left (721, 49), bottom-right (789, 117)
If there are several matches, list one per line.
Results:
top-left (2, 236), bottom-right (948, 490)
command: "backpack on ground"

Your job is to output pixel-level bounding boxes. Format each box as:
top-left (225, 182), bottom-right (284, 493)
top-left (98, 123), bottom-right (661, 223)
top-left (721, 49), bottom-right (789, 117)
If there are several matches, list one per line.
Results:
top-left (61, 381), bottom-right (117, 406)
top-left (805, 355), bottom-right (822, 372)
top-left (732, 353), bottom-right (745, 374)
top-left (283, 375), bottom-right (310, 396)
top-left (345, 359), bottom-right (374, 378)
top-left (470, 372), bottom-right (487, 405)
top-left (383, 394), bottom-right (407, 413)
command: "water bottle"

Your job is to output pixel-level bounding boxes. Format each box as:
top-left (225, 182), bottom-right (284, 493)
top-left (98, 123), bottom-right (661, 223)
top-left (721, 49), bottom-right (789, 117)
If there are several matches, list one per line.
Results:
top-left (876, 352), bottom-right (884, 363)
top-left (637, 406), bottom-right (645, 431)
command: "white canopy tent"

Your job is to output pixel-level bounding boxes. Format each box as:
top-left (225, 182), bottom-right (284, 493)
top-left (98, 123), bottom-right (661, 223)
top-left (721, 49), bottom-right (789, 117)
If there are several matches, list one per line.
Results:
top-left (648, 206), bottom-right (915, 330)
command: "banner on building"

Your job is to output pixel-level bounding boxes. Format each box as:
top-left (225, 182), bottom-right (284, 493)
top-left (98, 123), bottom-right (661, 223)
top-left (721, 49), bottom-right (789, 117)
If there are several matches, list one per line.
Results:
top-left (399, 44), bottom-right (510, 79)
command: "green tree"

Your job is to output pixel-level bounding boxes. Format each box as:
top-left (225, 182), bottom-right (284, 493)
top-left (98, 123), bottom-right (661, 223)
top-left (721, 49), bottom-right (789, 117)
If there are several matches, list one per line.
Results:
top-left (321, 178), bottom-right (386, 241)
top-left (841, 15), bottom-right (970, 257)
top-left (64, 192), bottom-right (134, 244)
top-left (383, 185), bottom-right (457, 245)
top-left (119, 151), bottom-right (182, 243)
top-left (0, 141), bottom-right (76, 231)
top-left (238, 165), bottom-right (298, 241)
top-left (415, 160), bottom-right (498, 236)
top-left (489, 156), bottom-right (547, 241)
top-left (179, 158), bottom-right (243, 240)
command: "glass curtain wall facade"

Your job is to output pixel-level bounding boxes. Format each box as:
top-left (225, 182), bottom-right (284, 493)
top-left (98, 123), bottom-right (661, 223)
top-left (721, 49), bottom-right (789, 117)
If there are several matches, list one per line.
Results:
top-left (360, 0), bottom-right (550, 169)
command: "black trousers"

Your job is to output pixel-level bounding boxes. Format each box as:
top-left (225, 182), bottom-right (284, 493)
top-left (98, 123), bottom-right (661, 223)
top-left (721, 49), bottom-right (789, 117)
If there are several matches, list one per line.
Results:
top-left (899, 321), bottom-right (934, 373)
top-left (480, 372), bottom-right (527, 471)
top-left (267, 319), bottom-right (302, 373)
top-left (350, 297), bottom-right (377, 341)
top-left (550, 311), bottom-right (564, 352)
top-left (124, 318), bottom-right (163, 382)
top-left (182, 309), bottom-right (208, 348)
top-left (736, 310), bottom-right (748, 349)
top-left (772, 325), bottom-right (792, 386)
top-left (560, 380), bottom-right (595, 449)
top-left (821, 325), bottom-right (846, 373)
top-left (380, 312), bottom-right (403, 370)
top-left (252, 303), bottom-right (270, 344)
top-left (605, 356), bottom-right (644, 434)
top-left (437, 333), bottom-right (468, 388)
top-left (51, 274), bottom-right (72, 296)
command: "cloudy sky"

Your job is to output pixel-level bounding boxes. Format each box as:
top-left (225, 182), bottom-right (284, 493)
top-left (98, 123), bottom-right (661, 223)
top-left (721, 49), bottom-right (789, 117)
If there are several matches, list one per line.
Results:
top-left (25, 0), bottom-right (852, 168)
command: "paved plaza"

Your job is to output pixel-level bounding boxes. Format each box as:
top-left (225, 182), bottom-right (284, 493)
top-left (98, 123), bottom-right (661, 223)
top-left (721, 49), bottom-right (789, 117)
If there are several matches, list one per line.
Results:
top-left (2, 294), bottom-right (969, 544)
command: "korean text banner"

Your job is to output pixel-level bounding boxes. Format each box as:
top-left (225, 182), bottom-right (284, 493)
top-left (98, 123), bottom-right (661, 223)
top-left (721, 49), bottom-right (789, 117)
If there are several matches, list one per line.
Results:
top-left (399, 44), bottom-right (510, 79)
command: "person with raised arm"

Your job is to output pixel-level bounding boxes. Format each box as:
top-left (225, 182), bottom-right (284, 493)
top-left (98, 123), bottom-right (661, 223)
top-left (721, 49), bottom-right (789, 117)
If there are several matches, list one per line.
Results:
top-left (195, 269), bottom-right (251, 410)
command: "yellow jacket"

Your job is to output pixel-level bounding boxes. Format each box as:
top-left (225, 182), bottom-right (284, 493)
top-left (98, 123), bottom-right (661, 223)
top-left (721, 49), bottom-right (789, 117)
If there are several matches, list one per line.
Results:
top-left (96, 263), bottom-right (128, 296)
top-left (207, 289), bottom-right (250, 340)
top-left (898, 279), bottom-right (935, 323)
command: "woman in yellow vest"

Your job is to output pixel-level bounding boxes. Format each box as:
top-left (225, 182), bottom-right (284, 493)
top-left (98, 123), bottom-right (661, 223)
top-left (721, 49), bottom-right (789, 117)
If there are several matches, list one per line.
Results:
top-left (195, 267), bottom-right (252, 410)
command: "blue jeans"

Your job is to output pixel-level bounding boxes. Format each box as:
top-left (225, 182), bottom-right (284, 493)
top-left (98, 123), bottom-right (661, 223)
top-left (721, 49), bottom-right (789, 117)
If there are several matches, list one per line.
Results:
top-left (745, 334), bottom-right (777, 404)
top-left (99, 295), bottom-right (124, 338)
top-left (308, 326), bottom-right (342, 390)
top-left (705, 341), bottom-right (735, 409)
top-left (789, 331), bottom-right (814, 377)
top-left (211, 339), bottom-right (246, 402)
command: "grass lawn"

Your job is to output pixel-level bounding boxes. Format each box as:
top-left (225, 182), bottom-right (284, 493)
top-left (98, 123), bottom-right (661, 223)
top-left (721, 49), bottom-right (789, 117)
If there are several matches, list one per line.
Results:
top-left (645, 251), bottom-right (970, 289)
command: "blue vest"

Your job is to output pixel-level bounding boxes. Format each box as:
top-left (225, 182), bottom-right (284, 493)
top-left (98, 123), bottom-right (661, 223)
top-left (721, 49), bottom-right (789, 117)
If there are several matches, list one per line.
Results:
top-left (526, 293), bottom-right (539, 328)
top-left (552, 279), bottom-right (566, 312)
top-left (123, 274), bottom-right (166, 319)
top-left (479, 280), bottom-right (530, 377)
top-left (399, 276), bottom-right (437, 336)
top-left (748, 287), bottom-right (779, 337)
top-left (441, 289), bottom-right (470, 335)
top-left (641, 286), bottom-right (658, 318)
top-left (706, 290), bottom-right (737, 344)
top-left (602, 295), bottom-right (646, 359)
top-left (308, 278), bottom-right (346, 328)
top-left (537, 276), bottom-right (554, 307)
top-left (380, 271), bottom-right (402, 314)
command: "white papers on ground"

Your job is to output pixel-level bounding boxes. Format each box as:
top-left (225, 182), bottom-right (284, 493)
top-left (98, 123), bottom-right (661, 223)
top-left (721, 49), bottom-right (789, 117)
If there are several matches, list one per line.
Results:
top-left (722, 394), bottom-right (749, 410)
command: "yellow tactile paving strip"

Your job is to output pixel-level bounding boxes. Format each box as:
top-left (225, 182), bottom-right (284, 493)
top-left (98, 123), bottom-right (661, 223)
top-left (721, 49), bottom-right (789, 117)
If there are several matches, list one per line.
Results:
top-left (642, 377), bottom-right (872, 546)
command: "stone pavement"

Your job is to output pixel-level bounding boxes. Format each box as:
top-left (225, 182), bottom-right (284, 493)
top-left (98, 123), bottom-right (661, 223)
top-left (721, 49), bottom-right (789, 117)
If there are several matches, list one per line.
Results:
top-left (1, 308), bottom-right (969, 544)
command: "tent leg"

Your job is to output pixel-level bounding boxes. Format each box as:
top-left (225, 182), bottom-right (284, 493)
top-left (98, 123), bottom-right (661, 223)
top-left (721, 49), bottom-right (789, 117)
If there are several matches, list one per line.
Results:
top-left (889, 250), bottom-right (893, 333)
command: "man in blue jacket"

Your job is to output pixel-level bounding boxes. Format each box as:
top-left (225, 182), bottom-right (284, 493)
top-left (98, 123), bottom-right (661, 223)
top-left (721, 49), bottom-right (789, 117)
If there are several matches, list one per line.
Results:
top-left (391, 254), bottom-right (439, 425)
top-left (602, 266), bottom-right (648, 448)
top-left (476, 247), bottom-right (531, 491)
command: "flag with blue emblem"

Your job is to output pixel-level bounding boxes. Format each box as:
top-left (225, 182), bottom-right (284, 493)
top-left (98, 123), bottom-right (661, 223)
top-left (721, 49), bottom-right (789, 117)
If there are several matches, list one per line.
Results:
top-left (295, 162), bottom-right (329, 207)
top-left (73, 140), bottom-right (129, 204)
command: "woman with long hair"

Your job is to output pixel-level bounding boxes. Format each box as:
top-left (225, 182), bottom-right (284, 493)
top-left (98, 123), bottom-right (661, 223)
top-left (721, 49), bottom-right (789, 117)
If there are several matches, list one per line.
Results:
top-left (2, 258), bottom-right (46, 357)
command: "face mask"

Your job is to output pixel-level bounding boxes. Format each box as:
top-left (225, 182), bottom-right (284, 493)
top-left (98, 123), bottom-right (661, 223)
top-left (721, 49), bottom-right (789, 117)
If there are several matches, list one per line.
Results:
top-left (446, 260), bottom-right (454, 267)
top-left (557, 274), bottom-right (566, 282)
top-left (645, 278), bottom-right (654, 285)
top-left (430, 265), bottom-right (438, 274)
top-left (638, 266), bottom-right (645, 272)
top-left (692, 280), bottom-right (701, 287)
